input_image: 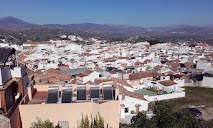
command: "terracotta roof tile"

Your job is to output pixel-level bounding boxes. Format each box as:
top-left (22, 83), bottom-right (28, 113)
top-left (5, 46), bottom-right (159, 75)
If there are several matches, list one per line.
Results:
top-left (144, 59), bottom-right (152, 64)
top-left (119, 86), bottom-right (146, 101)
top-left (158, 80), bottom-right (177, 87)
top-left (94, 78), bottom-right (112, 84)
top-left (84, 70), bottom-right (93, 75)
top-left (112, 78), bottom-right (133, 88)
top-left (129, 72), bottom-right (159, 80)
top-left (77, 73), bottom-right (88, 77)
top-left (59, 74), bottom-right (71, 81)
top-left (166, 62), bottom-right (180, 68)
top-left (134, 62), bottom-right (144, 66)
top-left (117, 57), bottom-right (130, 59)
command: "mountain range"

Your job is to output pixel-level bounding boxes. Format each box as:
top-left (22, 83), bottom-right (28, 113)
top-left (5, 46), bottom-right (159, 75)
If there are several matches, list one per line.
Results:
top-left (0, 16), bottom-right (213, 43)
top-left (1, 16), bottom-right (213, 34)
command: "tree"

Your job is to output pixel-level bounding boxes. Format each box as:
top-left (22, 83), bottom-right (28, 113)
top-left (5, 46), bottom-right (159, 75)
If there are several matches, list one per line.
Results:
top-left (79, 115), bottom-right (90, 128)
top-left (79, 113), bottom-right (107, 128)
top-left (128, 101), bottom-right (203, 128)
top-left (30, 118), bottom-right (55, 128)
top-left (128, 112), bottom-right (153, 128)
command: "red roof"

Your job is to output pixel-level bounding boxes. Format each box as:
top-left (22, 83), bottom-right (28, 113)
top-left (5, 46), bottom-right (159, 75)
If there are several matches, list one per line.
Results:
top-left (117, 57), bottom-right (129, 60)
top-left (77, 73), bottom-right (88, 77)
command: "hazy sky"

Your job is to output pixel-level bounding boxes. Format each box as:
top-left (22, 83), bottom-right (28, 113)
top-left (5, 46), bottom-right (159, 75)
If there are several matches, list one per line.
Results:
top-left (0, 0), bottom-right (213, 27)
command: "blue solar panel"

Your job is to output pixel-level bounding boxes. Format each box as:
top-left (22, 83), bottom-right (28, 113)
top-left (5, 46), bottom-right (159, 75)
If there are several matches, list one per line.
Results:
top-left (90, 87), bottom-right (100, 99)
top-left (103, 87), bottom-right (113, 100)
top-left (47, 91), bottom-right (58, 103)
top-left (62, 89), bottom-right (72, 103)
top-left (77, 87), bottom-right (86, 100)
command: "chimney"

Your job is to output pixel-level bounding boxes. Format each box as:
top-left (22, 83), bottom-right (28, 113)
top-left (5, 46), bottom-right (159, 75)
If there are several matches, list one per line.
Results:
top-left (27, 86), bottom-right (33, 100)
top-left (115, 84), bottom-right (120, 100)
top-left (86, 83), bottom-right (90, 100)
top-left (72, 84), bottom-right (77, 101)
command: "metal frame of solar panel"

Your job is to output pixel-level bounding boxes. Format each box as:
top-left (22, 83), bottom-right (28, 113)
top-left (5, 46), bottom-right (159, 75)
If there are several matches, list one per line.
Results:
top-left (77, 85), bottom-right (87, 100)
top-left (62, 86), bottom-right (72, 103)
top-left (103, 86), bottom-right (113, 100)
top-left (90, 85), bottom-right (100, 99)
top-left (47, 86), bottom-right (59, 103)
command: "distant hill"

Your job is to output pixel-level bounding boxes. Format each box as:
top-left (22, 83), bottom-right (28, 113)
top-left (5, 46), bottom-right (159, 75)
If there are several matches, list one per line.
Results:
top-left (0, 16), bottom-right (147, 36)
top-left (0, 16), bottom-right (36, 30)
top-left (0, 16), bottom-right (213, 44)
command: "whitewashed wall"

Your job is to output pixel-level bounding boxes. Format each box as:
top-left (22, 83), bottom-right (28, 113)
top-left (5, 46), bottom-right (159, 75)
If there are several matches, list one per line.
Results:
top-left (201, 76), bottom-right (213, 88)
top-left (144, 92), bottom-right (185, 102)
top-left (119, 95), bottom-right (149, 118)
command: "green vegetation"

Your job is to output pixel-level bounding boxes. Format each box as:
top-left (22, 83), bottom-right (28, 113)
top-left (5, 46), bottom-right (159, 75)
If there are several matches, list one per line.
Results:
top-left (126, 101), bottom-right (202, 128)
top-left (30, 118), bottom-right (56, 128)
top-left (161, 87), bottom-right (213, 110)
top-left (79, 113), bottom-right (108, 128)
top-left (130, 110), bottom-right (136, 114)
top-left (148, 39), bottom-right (164, 45)
top-left (146, 87), bottom-right (168, 95)
top-left (121, 87), bottom-right (213, 128)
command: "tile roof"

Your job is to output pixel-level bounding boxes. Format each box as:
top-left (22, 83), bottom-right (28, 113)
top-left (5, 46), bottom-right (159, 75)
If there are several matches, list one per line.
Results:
top-left (58, 65), bottom-right (70, 71)
top-left (166, 62), bottom-right (180, 68)
top-left (129, 72), bottom-right (159, 80)
top-left (83, 70), bottom-right (93, 75)
top-left (158, 80), bottom-right (177, 87)
top-left (77, 73), bottom-right (88, 77)
top-left (117, 57), bottom-right (130, 59)
top-left (143, 59), bottom-right (152, 64)
top-left (48, 77), bottom-right (60, 83)
top-left (28, 91), bottom-right (48, 104)
top-left (94, 78), bottom-right (113, 84)
top-left (112, 78), bottom-right (133, 88)
top-left (59, 74), bottom-right (71, 81)
top-left (119, 86), bottom-right (146, 101)
top-left (134, 62), bottom-right (144, 66)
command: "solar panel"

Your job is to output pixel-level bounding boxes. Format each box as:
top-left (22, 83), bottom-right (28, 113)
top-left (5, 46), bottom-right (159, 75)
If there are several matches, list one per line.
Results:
top-left (62, 88), bottom-right (72, 103)
top-left (103, 86), bottom-right (113, 100)
top-left (77, 86), bottom-right (86, 100)
top-left (47, 90), bottom-right (59, 103)
top-left (90, 87), bottom-right (100, 99)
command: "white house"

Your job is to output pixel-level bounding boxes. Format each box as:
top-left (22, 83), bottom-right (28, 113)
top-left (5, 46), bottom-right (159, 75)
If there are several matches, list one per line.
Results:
top-left (119, 86), bottom-right (149, 119)
top-left (202, 71), bottom-right (213, 88)
top-left (76, 71), bottom-right (100, 84)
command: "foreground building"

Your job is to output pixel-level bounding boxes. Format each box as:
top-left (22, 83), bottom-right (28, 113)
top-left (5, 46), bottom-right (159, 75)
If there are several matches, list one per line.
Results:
top-left (0, 48), bottom-right (29, 128)
top-left (19, 83), bottom-right (120, 128)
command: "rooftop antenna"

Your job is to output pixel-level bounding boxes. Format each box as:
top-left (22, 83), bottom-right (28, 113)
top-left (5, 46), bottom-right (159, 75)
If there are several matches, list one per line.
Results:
top-left (16, 50), bottom-right (19, 67)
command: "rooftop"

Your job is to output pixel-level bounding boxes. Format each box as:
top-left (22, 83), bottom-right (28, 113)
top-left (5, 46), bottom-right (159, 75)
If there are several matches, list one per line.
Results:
top-left (134, 89), bottom-right (157, 96)
top-left (158, 80), bottom-right (177, 87)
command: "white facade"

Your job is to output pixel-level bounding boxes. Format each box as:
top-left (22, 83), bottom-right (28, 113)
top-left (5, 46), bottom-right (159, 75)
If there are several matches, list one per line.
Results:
top-left (82, 71), bottom-right (100, 83)
top-left (119, 95), bottom-right (149, 118)
top-left (202, 76), bottom-right (213, 88)
top-left (144, 92), bottom-right (185, 102)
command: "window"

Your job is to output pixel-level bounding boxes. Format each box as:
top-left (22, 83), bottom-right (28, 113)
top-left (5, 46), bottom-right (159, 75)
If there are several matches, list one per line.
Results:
top-left (125, 107), bottom-right (129, 113)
